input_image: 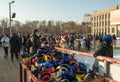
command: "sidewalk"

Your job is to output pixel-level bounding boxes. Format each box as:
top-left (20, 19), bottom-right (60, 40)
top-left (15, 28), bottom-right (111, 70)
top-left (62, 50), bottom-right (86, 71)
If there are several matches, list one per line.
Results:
top-left (0, 47), bottom-right (20, 82)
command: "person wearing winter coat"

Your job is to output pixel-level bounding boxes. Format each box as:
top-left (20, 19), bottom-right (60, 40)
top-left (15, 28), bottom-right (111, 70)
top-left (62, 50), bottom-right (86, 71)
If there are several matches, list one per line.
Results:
top-left (1, 34), bottom-right (10, 58)
top-left (93, 35), bottom-right (113, 58)
top-left (29, 29), bottom-right (40, 55)
top-left (10, 33), bottom-right (20, 61)
top-left (93, 35), bottom-right (113, 74)
top-left (69, 34), bottom-right (75, 50)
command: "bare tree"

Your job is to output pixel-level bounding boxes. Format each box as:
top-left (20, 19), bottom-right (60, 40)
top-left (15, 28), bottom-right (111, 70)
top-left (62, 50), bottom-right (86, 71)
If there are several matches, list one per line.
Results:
top-left (2, 20), bottom-right (91, 36)
top-left (0, 18), bottom-right (9, 35)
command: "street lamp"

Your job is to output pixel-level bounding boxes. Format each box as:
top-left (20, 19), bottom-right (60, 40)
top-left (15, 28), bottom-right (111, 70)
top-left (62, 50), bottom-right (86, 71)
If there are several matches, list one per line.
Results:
top-left (9, 1), bottom-right (15, 37)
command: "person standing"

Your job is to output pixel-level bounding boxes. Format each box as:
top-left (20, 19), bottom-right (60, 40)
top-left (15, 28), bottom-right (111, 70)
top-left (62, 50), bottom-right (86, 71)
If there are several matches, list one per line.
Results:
top-left (93, 35), bottom-right (113, 76)
top-left (63, 34), bottom-right (69, 48)
top-left (10, 33), bottom-right (20, 61)
top-left (93, 35), bottom-right (113, 58)
top-left (75, 35), bottom-right (81, 51)
top-left (69, 34), bottom-right (75, 50)
top-left (0, 35), bottom-right (3, 47)
top-left (85, 37), bottom-right (91, 52)
top-left (59, 36), bottom-right (66, 48)
top-left (17, 33), bottom-right (22, 56)
top-left (29, 29), bottom-right (40, 55)
top-left (22, 34), bottom-right (28, 53)
top-left (112, 34), bottom-right (116, 48)
top-left (33, 29), bottom-right (41, 54)
top-left (1, 34), bottom-right (10, 58)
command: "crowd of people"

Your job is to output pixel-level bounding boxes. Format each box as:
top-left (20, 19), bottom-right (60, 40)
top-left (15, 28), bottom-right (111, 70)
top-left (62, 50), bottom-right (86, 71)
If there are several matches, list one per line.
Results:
top-left (0, 29), bottom-right (117, 61)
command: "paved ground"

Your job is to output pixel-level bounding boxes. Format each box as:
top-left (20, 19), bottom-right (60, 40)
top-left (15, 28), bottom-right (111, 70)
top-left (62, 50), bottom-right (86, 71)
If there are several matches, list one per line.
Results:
top-left (0, 47), bottom-right (20, 82)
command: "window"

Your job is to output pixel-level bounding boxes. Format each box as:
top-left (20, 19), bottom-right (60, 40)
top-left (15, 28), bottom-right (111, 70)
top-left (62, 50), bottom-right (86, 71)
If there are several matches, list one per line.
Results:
top-left (108, 13), bottom-right (110, 19)
top-left (99, 28), bottom-right (101, 32)
top-left (102, 15), bottom-right (104, 19)
top-left (112, 28), bottom-right (115, 33)
top-left (102, 21), bottom-right (104, 26)
top-left (108, 21), bottom-right (110, 25)
top-left (99, 15), bottom-right (101, 20)
top-left (105, 14), bottom-right (107, 19)
top-left (117, 5), bottom-right (119, 9)
top-left (94, 17), bottom-right (96, 21)
top-left (94, 23), bottom-right (96, 27)
top-left (99, 22), bottom-right (101, 26)
top-left (105, 21), bottom-right (107, 26)
top-left (91, 17), bottom-right (93, 21)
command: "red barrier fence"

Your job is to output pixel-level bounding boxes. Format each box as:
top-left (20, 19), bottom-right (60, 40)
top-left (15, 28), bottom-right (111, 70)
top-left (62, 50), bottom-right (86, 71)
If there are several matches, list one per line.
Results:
top-left (55, 47), bottom-right (120, 64)
top-left (20, 47), bottom-right (120, 82)
top-left (20, 62), bottom-right (38, 82)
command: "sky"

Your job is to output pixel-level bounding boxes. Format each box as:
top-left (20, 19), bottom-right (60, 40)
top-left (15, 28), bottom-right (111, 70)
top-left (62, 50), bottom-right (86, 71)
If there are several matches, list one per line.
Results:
top-left (0, 0), bottom-right (120, 23)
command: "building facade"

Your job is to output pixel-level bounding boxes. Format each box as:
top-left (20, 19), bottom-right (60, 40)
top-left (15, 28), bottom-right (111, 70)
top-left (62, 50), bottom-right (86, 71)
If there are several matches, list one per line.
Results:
top-left (91, 3), bottom-right (120, 36)
top-left (82, 13), bottom-right (92, 36)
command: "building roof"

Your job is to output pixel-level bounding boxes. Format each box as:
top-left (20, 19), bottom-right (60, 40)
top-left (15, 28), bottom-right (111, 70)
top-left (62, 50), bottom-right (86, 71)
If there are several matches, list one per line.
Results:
top-left (92, 4), bottom-right (120, 16)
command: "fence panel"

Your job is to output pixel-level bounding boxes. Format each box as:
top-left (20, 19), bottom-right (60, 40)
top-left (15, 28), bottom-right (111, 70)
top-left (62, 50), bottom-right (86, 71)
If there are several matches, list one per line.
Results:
top-left (20, 47), bottom-right (120, 82)
top-left (55, 47), bottom-right (120, 82)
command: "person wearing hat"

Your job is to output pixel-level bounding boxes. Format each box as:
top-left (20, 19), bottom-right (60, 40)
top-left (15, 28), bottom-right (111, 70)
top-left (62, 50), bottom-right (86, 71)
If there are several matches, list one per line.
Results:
top-left (93, 35), bottom-right (113, 76)
top-left (93, 34), bottom-right (113, 58)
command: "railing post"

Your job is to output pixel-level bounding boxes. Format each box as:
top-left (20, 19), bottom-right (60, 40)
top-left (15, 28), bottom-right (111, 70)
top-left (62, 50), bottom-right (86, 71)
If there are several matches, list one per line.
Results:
top-left (30, 79), bottom-right (33, 82)
top-left (30, 76), bottom-right (33, 82)
top-left (20, 62), bottom-right (23, 82)
top-left (24, 68), bottom-right (27, 82)
top-left (104, 60), bottom-right (110, 77)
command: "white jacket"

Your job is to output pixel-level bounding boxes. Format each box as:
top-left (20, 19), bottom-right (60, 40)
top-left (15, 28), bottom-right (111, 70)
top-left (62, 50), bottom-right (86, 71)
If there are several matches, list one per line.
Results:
top-left (1, 35), bottom-right (10, 47)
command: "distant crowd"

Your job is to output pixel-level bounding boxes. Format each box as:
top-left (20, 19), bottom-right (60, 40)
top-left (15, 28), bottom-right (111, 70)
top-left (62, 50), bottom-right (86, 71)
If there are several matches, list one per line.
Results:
top-left (0, 29), bottom-right (117, 61)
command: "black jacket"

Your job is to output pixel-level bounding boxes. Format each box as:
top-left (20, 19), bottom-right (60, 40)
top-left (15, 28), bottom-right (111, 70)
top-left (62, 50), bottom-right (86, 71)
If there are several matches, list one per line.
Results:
top-left (93, 44), bottom-right (113, 58)
top-left (10, 35), bottom-right (20, 53)
top-left (33, 35), bottom-right (40, 54)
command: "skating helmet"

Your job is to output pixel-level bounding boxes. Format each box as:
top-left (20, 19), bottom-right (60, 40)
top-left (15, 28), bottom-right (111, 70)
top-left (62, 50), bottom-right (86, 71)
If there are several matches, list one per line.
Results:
top-left (102, 35), bottom-right (112, 40)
